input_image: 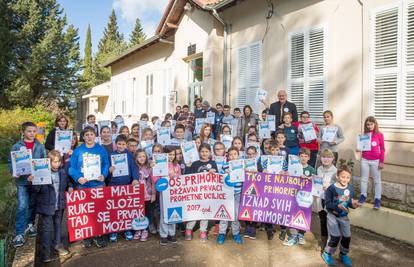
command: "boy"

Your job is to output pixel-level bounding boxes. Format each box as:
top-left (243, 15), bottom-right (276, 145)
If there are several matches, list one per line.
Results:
top-left (127, 138), bottom-right (139, 154)
top-left (170, 124), bottom-right (186, 147)
top-left (322, 166), bottom-right (359, 267)
top-left (86, 114), bottom-right (99, 136)
top-left (30, 150), bottom-right (72, 262)
top-left (108, 135), bottom-right (140, 242)
top-left (283, 148), bottom-right (315, 246)
top-left (9, 122), bottom-right (46, 247)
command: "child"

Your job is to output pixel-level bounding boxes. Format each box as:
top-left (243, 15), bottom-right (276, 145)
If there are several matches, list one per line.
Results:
top-left (220, 124), bottom-right (232, 136)
top-left (9, 122), bottom-right (46, 247)
top-left (111, 121), bottom-right (118, 135)
top-left (217, 146), bottom-right (243, 245)
top-left (158, 146), bottom-right (180, 245)
top-left (261, 138), bottom-right (272, 155)
top-left (86, 114), bottom-right (99, 136)
top-left (30, 150), bottom-right (72, 262)
top-left (283, 148), bottom-right (315, 246)
top-left (175, 147), bottom-right (187, 175)
top-left (63, 132), bottom-right (79, 176)
top-left (185, 143), bottom-right (217, 242)
top-left (100, 126), bottom-right (114, 156)
top-left (69, 126), bottom-right (109, 248)
top-left (315, 149), bottom-right (337, 252)
top-left (130, 123), bottom-right (140, 141)
top-left (212, 142), bottom-right (227, 235)
top-left (278, 112), bottom-right (299, 155)
top-left (231, 137), bottom-right (245, 158)
top-left (193, 136), bottom-right (202, 150)
top-left (199, 124), bottom-right (213, 143)
top-left (358, 116), bottom-right (385, 209)
top-left (108, 135), bottom-right (140, 242)
top-left (170, 124), bottom-right (186, 146)
top-left (317, 110), bottom-right (345, 165)
top-left (140, 113), bottom-right (149, 122)
top-left (322, 166), bottom-right (360, 267)
top-left (45, 114), bottom-right (70, 151)
top-left (296, 111), bottom-right (319, 168)
top-left (140, 128), bottom-right (155, 158)
top-left (119, 125), bottom-right (130, 137)
top-left (127, 138), bottom-right (139, 154)
top-left (134, 149), bottom-right (156, 241)
top-left (276, 131), bottom-right (290, 161)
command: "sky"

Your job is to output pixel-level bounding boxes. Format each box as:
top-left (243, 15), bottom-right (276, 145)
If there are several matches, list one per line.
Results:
top-left (58, 0), bottom-right (169, 57)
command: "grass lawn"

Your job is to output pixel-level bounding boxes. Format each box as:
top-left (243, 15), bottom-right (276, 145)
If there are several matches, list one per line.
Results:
top-left (0, 162), bottom-right (15, 236)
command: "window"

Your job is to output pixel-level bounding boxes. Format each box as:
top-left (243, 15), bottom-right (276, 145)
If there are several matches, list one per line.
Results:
top-left (288, 27), bottom-right (327, 121)
top-left (236, 42), bottom-right (261, 111)
top-left (370, 1), bottom-right (414, 126)
top-left (146, 74), bottom-right (153, 114)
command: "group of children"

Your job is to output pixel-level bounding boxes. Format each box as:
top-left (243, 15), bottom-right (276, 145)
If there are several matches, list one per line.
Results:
top-left (8, 105), bottom-right (385, 266)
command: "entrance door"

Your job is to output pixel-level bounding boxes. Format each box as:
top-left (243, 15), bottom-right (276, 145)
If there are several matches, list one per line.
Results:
top-left (187, 57), bottom-right (203, 110)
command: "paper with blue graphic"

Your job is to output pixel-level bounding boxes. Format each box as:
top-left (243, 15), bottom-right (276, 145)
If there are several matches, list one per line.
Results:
top-left (140, 140), bottom-right (154, 158)
top-left (111, 154), bottom-right (129, 177)
top-left (11, 148), bottom-right (32, 177)
top-left (153, 153), bottom-right (168, 177)
top-left (266, 115), bottom-right (276, 131)
top-left (181, 141), bottom-right (199, 164)
top-left (31, 158), bottom-right (52, 185)
top-left (83, 154), bottom-right (101, 180)
top-left (214, 155), bottom-right (226, 173)
top-left (220, 134), bottom-right (233, 150)
top-left (157, 127), bottom-right (171, 146)
top-left (258, 121), bottom-right (271, 139)
top-left (206, 111), bottom-right (216, 124)
top-left (288, 155), bottom-right (303, 176)
top-left (357, 134), bottom-right (371, 152)
top-left (244, 158), bottom-right (258, 172)
top-left (55, 130), bottom-right (73, 154)
top-left (267, 155), bottom-right (284, 174)
top-left (195, 118), bottom-right (206, 134)
top-left (229, 159), bottom-right (245, 183)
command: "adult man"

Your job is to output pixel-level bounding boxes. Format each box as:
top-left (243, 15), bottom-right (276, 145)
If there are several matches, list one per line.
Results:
top-left (214, 103), bottom-right (225, 138)
top-left (194, 98), bottom-right (204, 118)
top-left (173, 105), bottom-right (181, 120)
top-left (177, 105), bottom-right (195, 140)
top-left (268, 89), bottom-right (298, 128)
top-left (201, 100), bottom-right (218, 137)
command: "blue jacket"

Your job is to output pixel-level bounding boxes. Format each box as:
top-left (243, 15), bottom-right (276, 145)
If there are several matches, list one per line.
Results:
top-left (108, 150), bottom-right (139, 186)
top-left (69, 143), bottom-right (109, 189)
top-left (8, 139), bottom-right (46, 185)
top-left (32, 168), bottom-right (70, 215)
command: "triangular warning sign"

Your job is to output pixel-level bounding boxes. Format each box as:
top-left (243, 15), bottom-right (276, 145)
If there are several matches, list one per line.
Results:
top-left (214, 204), bottom-right (232, 220)
top-left (239, 207), bottom-right (252, 221)
top-left (244, 182), bottom-right (260, 196)
top-left (289, 210), bottom-right (309, 230)
top-left (169, 209), bottom-right (182, 222)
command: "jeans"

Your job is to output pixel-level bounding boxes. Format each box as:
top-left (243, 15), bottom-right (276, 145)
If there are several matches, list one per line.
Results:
top-left (219, 193), bottom-right (241, 235)
top-left (15, 184), bottom-right (37, 236)
top-left (360, 158), bottom-right (382, 199)
top-left (39, 210), bottom-right (64, 256)
top-left (325, 213), bottom-right (351, 255)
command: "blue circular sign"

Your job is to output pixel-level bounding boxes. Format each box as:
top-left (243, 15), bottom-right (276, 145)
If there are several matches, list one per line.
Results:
top-left (155, 177), bottom-right (169, 192)
top-left (132, 216), bottom-right (149, 230)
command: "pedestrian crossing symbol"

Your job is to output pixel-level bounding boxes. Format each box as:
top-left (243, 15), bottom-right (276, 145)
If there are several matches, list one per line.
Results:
top-left (214, 204), bottom-right (232, 220)
top-left (167, 207), bottom-right (182, 223)
top-left (239, 207), bottom-right (252, 221)
top-left (244, 182), bottom-right (260, 197)
top-left (289, 210), bottom-right (309, 230)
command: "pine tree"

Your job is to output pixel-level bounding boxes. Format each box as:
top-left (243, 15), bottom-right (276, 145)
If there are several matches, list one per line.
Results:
top-left (81, 24), bottom-right (94, 89)
top-left (129, 18), bottom-right (146, 47)
top-left (94, 9), bottom-right (126, 85)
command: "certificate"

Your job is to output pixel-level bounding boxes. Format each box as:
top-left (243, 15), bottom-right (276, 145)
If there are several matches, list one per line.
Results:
top-left (157, 127), bottom-right (171, 146)
top-left (357, 134), bottom-right (371, 152)
top-left (231, 119), bottom-right (239, 137)
top-left (140, 140), bottom-right (154, 158)
top-left (256, 89), bottom-right (267, 102)
top-left (260, 155), bottom-right (270, 169)
top-left (229, 159), bottom-right (245, 183)
top-left (214, 155), bottom-right (226, 173)
top-left (153, 153), bottom-right (169, 177)
top-left (111, 153), bottom-right (129, 177)
top-left (115, 118), bottom-right (124, 133)
top-left (206, 111), bottom-right (216, 124)
top-left (244, 158), bottom-right (257, 172)
top-left (220, 134), bottom-right (233, 150)
top-left (195, 118), bottom-right (205, 134)
top-left (312, 176), bottom-right (324, 198)
top-left (301, 123), bottom-right (317, 142)
top-left (258, 121), bottom-right (271, 139)
top-left (181, 141), bottom-right (199, 164)
top-left (83, 154), bottom-right (101, 181)
top-left (153, 119), bottom-right (162, 132)
top-left (267, 156), bottom-right (284, 174)
top-left (11, 149), bottom-right (32, 177)
top-left (207, 138), bottom-right (216, 151)
top-left (139, 120), bottom-right (148, 130)
top-left (55, 130), bottom-right (72, 154)
top-left (266, 115), bottom-right (276, 131)
top-left (98, 120), bottom-right (111, 132)
top-left (288, 155), bottom-right (303, 176)
top-left (322, 126), bottom-right (338, 143)
top-left (170, 120), bottom-right (176, 133)
top-left (31, 158), bottom-right (52, 185)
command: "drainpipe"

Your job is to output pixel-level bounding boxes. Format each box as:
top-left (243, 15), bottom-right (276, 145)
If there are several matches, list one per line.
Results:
top-left (357, 0), bottom-right (364, 134)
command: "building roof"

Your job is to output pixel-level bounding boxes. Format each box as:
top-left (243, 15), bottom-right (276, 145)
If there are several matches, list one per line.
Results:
top-left (82, 81), bottom-right (111, 99)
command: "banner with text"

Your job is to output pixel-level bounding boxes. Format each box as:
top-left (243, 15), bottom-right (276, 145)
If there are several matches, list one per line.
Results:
top-left (161, 172), bottom-right (234, 224)
top-left (238, 172), bottom-right (313, 231)
top-left (66, 184), bottom-right (145, 242)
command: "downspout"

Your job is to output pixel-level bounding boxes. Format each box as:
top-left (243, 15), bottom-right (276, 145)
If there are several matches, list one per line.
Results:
top-left (357, 0), bottom-right (364, 134)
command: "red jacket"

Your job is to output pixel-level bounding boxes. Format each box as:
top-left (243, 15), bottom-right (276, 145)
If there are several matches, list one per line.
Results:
top-left (293, 121), bottom-right (319, 151)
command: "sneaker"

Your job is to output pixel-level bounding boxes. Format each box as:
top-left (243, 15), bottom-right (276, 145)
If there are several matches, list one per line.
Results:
top-left (159, 237), bottom-right (168, 246)
top-left (249, 229), bottom-right (257, 240)
top-left (214, 224), bottom-right (219, 235)
top-left (109, 233), bottom-right (118, 242)
top-left (200, 231), bottom-right (208, 242)
top-left (278, 230), bottom-right (287, 241)
top-left (373, 198), bottom-right (381, 210)
top-left (140, 230), bottom-right (149, 242)
top-left (149, 224), bottom-right (157, 235)
top-left (125, 231), bottom-right (133, 241)
top-left (265, 230), bottom-right (272, 240)
top-left (298, 233), bottom-right (305, 245)
top-left (283, 235), bottom-right (298, 246)
top-left (339, 253), bottom-right (353, 267)
top-left (321, 251), bottom-right (336, 266)
top-left (233, 234), bottom-right (243, 244)
top-left (13, 235), bottom-right (25, 248)
top-left (168, 235), bottom-right (177, 244)
top-left (25, 224), bottom-right (37, 238)
top-left (133, 230), bottom-right (141, 240)
top-left (94, 236), bottom-right (107, 248)
top-left (54, 246), bottom-right (70, 256)
top-left (243, 227), bottom-right (251, 238)
top-left (82, 238), bottom-right (93, 248)
top-left (41, 254), bottom-right (56, 263)
top-left (358, 194), bottom-right (366, 204)
top-left (185, 229), bottom-right (192, 241)
top-left (216, 234), bottom-right (225, 245)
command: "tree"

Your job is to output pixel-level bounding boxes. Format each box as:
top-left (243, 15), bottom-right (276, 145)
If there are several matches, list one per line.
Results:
top-left (94, 9), bottom-right (126, 84)
top-left (129, 18), bottom-right (146, 47)
top-left (81, 24), bottom-right (94, 89)
top-left (0, 0), bottom-right (14, 108)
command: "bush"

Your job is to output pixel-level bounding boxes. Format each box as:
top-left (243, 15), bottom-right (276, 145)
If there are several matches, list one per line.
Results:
top-left (0, 106), bottom-right (56, 162)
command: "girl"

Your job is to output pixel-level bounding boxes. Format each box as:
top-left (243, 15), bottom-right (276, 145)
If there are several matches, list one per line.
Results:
top-left (45, 114), bottom-right (70, 151)
top-left (296, 111), bottom-right (319, 168)
top-left (358, 116), bottom-right (385, 209)
top-left (164, 113), bottom-right (173, 121)
top-left (193, 136), bottom-right (202, 150)
top-left (140, 113), bottom-right (149, 122)
top-left (231, 137), bottom-right (245, 159)
top-left (100, 126), bottom-right (114, 157)
top-left (199, 124), bottom-right (213, 143)
top-left (278, 112), bottom-right (299, 155)
top-left (134, 149), bottom-right (156, 241)
top-left (221, 124), bottom-right (232, 136)
top-left (185, 143), bottom-right (218, 242)
top-left (261, 138), bottom-right (272, 155)
top-left (158, 146), bottom-right (180, 245)
top-left (217, 146), bottom-right (243, 245)
top-left (119, 125), bottom-right (130, 137)
top-left (110, 121), bottom-right (118, 135)
top-left (276, 131), bottom-right (290, 161)
top-left (212, 142), bottom-right (227, 235)
top-left (317, 110), bottom-right (345, 165)
top-left (130, 123), bottom-right (140, 141)
top-left (63, 132), bottom-right (79, 178)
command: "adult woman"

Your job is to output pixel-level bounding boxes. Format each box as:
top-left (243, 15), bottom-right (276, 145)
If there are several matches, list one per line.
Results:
top-left (45, 114), bottom-right (70, 151)
top-left (238, 105), bottom-right (259, 137)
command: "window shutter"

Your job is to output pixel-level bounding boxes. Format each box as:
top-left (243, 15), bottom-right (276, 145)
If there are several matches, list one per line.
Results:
top-left (373, 7), bottom-right (399, 121)
top-left (289, 33), bottom-right (305, 114)
top-left (249, 43), bottom-right (261, 112)
top-left (236, 46), bottom-right (249, 109)
top-left (404, 1), bottom-right (414, 120)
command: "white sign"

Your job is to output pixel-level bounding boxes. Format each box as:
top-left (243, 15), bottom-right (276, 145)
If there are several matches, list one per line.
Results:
top-left (111, 153), bottom-right (129, 177)
top-left (229, 159), bottom-right (245, 183)
top-left (322, 126), bottom-right (338, 143)
top-left (312, 176), bottom-right (324, 198)
top-left (301, 123), bottom-right (317, 142)
top-left (55, 130), bottom-right (72, 154)
top-left (288, 155), bottom-right (303, 176)
top-left (11, 149), bottom-right (32, 177)
top-left (267, 155), bottom-right (284, 174)
top-left (140, 140), bottom-right (154, 158)
top-left (157, 127), bottom-right (171, 146)
top-left (258, 121), bottom-right (271, 139)
top-left (214, 155), bottom-right (226, 173)
top-left (31, 158), bottom-right (52, 185)
top-left (206, 111), bottom-right (216, 124)
top-left (162, 172), bottom-right (234, 223)
top-left (181, 141), bottom-right (199, 164)
top-left (357, 134), bottom-right (372, 152)
top-left (195, 118), bottom-right (205, 135)
top-left (266, 115), bottom-right (276, 131)
top-left (98, 120), bottom-right (111, 133)
top-left (153, 153), bottom-right (169, 177)
top-left (220, 134), bottom-right (233, 151)
top-left (244, 158), bottom-right (257, 172)
top-left (256, 89), bottom-right (267, 102)
top-left (170, 120), bottom-right (176, 133)
top-left (83, 154), bottom-right (101, 180)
